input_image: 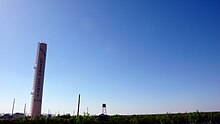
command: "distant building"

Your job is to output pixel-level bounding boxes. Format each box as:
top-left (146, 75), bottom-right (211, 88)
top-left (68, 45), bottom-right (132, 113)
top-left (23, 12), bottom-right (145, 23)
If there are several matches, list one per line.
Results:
top-left (31, 42), bottom-right (47, 117)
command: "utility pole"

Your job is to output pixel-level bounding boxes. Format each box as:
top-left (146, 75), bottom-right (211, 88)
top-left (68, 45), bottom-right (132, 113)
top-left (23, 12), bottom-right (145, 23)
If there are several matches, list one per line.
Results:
top-left (24, 103), bottom-right (26, 116)
top-left (77, 94), bottom-right (80, 116)
top-left (11, 98), bottom-right (15, 115)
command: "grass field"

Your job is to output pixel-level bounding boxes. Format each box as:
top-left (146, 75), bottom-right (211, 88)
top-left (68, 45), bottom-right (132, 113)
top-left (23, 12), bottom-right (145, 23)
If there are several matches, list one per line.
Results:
top-left (1, 111), bottom-right (220, 124)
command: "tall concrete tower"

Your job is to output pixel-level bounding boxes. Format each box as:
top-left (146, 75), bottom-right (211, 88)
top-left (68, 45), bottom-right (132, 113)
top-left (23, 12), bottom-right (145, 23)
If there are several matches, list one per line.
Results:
top-left (31, 42), bottom-right (47, 117)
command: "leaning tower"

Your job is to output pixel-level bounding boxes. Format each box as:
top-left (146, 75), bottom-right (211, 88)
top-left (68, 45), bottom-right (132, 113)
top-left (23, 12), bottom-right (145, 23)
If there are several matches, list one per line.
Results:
top-left (31, 42), bottom-right (47, 117)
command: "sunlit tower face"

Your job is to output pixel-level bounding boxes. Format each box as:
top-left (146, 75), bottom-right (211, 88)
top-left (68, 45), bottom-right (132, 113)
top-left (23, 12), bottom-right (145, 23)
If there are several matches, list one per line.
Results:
top-left (31, 42), bottom-right (47, 117)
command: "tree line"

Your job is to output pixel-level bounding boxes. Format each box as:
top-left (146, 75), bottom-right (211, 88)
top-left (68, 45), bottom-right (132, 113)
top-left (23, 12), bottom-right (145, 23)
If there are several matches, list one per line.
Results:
top-left (1, 111), bottom-right (220, 124)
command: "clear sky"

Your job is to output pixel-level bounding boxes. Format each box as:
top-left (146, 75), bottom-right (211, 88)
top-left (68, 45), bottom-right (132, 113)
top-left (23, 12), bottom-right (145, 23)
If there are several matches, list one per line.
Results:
top-left (0, 0), bottom-right (220, 115)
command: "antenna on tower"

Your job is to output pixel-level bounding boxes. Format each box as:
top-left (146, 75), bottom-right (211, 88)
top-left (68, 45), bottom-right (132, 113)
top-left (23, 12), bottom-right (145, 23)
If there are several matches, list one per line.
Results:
top-left (77, 94), bottom-right (80, 116)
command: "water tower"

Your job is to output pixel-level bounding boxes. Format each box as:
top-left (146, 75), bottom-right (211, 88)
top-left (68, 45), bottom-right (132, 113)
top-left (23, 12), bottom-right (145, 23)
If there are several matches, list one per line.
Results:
top-left (102, 103), bottom-right (107, 115)
top-left (99, 103), bottom-right (108, 121)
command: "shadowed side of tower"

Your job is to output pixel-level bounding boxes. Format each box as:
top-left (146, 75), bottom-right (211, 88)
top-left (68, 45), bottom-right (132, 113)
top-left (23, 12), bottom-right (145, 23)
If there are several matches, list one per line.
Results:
top-left (31, 42), bottom-right (47, 117)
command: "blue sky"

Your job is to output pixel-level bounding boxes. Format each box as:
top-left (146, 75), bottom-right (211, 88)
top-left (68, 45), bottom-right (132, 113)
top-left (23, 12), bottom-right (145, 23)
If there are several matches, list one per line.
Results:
top-left (0, 0), bottom-right (220, 115)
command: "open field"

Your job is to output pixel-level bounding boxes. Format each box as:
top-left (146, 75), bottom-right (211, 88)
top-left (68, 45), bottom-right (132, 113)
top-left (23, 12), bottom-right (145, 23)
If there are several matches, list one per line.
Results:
top-left (1, 111), bottom-right (220, 124)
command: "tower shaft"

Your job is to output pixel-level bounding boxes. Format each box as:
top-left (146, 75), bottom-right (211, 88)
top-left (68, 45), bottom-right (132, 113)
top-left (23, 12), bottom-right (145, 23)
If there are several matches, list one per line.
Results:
top-left (31, 42), bottom-right (47, 117)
